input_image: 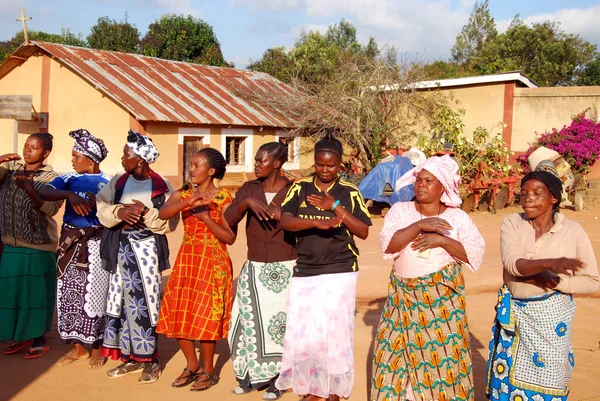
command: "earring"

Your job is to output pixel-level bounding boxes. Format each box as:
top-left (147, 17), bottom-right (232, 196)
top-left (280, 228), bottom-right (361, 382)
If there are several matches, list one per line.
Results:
top-left (138, 161), bottom-right (142, 167)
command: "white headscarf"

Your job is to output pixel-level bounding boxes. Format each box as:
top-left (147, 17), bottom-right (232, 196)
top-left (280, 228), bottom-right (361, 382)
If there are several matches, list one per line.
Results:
top-left (395, 155), bottom-right (462, 207)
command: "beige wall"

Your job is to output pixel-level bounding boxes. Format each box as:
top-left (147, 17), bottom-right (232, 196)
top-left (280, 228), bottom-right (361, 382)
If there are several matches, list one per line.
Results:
top-left (0, 55), bottom-right (43, 152)
top-left (512, 86), bottom-right (600, 152)
top-left (441, 83), bottom-right (506, 140)
top-left (45, 57), bottom-right (131, 175)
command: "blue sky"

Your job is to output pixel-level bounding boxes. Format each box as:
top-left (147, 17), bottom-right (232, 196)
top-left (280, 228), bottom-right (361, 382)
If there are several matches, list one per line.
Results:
top-left (1, 0), bottom-right (599, 68)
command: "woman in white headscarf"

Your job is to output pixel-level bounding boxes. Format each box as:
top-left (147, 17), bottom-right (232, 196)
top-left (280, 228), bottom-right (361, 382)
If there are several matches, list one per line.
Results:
top-left (96, 130), bottom-right (178, 384)
top-left (371, 155), bottom-right (485, 401)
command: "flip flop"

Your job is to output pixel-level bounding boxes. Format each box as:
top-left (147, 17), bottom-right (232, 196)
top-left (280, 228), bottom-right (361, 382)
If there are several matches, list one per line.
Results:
top-left (171, 367), bottom-right (201, 388)
top-left (24, 344), bottom-right (50, 359)
top-left (190, 371), bottom-right (219, 392)
top-left (4, 340), bottom-right (33, 355)
top-left (56, 351), bottom-right (90, 366)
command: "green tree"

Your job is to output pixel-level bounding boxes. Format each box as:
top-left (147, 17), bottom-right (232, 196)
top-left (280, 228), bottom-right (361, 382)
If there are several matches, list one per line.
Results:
top-left (288, 29), bottom-right (341, 86)
top-left (249, 19), bottom-right (381, 87)
top-left (325, 18), bottom-right (361, 53)
top-left (87, 15), bottom-right (140, 53)
top-left (473, 17), bottom-right (597, 86)
top-left (0, 29), bottom-right (86, 63)
top-left (576, 55), bottom-right (600, 86)
top-left (416, 60), bottom-right (475, 80)
top-left (139, 14), bottom-right (230, 66)
top-left (451, 0), bottom-right (497, 64)
top-left (247, 47), bottom-right (294, 83)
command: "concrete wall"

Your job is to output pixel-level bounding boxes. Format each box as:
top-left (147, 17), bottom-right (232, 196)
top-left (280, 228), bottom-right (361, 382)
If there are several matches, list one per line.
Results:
top-left (45, 57), bottom-right (130, 175)
top-left (443, 82), bottom-right (507, 140)
top-left (512, 86), bottom-right (600, 152)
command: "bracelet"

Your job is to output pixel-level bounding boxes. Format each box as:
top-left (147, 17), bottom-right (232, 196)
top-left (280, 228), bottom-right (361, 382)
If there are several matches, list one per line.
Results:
top-left (142, 206), bottom-right (149, 215)
top-left (331, 200), bottom-right (341, 211)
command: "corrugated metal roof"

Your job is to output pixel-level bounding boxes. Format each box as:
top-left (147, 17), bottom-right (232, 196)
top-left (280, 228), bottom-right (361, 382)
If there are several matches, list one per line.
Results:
top-left (1, 42), bottom-right (297, 128)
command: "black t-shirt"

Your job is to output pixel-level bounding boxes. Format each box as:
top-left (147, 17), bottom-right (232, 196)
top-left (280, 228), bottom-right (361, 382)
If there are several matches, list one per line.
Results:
top-left (281, 177), bottom-right (372, 277)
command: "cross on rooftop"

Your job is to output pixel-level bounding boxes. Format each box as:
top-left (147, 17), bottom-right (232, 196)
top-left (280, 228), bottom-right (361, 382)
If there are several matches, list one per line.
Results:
top-left (16, 9), bottom-right (32, 45)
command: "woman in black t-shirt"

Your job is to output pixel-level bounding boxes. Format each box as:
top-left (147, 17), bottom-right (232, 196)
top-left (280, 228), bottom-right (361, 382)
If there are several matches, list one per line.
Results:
top-left (275, 133), bottom-right (372, 401)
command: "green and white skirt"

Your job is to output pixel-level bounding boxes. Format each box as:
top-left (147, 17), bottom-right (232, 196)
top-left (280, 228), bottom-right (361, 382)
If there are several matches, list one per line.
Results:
top-left (0, 245), bottom-right (57, 342)
top-left (228, 259), bottom-right (294, 387)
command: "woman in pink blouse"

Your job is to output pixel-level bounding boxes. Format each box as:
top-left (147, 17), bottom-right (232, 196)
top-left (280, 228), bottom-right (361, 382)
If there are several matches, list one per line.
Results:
top-left (370, 155), bottom-right (485, 401)
top-left (485, 164), bottom-right (599, 401)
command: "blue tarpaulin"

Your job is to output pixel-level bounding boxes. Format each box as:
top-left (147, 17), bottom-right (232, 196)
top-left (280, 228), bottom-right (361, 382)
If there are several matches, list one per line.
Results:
top-left (358, 156), bottom-right (415, 205)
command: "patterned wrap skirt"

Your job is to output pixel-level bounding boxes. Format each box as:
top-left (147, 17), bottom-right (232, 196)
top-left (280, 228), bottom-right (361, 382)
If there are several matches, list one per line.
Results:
top-left (485, 285), bottom-right (576, 401)
top-left (102, 228), bottom-right (162, 362)
top-left (275, 271), bottom-right (359, 399)
top-left (229, 259), bottom-right (295, 387)
top-left (371, 263), bottom-right (474, 401)
top-left (0, 245), bottom-right (56, 342)
top-left (57, 236), bottom-right (109, 346)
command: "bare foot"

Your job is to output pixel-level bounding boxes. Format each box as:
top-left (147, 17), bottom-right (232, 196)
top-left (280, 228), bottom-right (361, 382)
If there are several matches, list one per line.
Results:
top-left (56, 346), bottom-right (89, 366)
top-left (89, 348), bottom-right (107, 369)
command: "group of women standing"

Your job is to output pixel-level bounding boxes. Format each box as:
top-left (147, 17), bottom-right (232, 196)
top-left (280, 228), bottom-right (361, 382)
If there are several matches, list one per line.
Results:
top-left (0, 128), bottom-right (598, 401)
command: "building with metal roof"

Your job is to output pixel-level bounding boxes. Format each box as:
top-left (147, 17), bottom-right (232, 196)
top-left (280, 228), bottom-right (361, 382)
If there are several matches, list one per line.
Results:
top-left (0, 42), bottom-right (303, 188)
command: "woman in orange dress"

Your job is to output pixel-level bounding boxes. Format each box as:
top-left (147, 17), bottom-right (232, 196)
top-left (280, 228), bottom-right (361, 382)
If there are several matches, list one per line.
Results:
top-left (156, 148), bottom-right (236, 391)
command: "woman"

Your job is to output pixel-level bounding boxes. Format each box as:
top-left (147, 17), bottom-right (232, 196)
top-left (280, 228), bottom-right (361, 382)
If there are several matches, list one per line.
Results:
top-left (39, 129), bottom-right (110, 369)
top-left (157, 148), bottom-right (235, 392)
top-left (275, 133), bottom-right (372, 401)
top-left (372, 155), bottom-right (485, 401)
top-left (225, 142), bottom-right (297, 400)
top-left (0, 133), bottom-right (62, 359)
top-left (96, 130), bottom-right (178, 384)
top-left (485, 164), bottom-right (599, 401)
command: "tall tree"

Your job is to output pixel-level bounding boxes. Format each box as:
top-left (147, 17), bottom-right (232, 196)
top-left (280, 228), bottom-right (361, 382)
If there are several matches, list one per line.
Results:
top-left (242, 47), bottom-right (445, 169)
top-left (247, 47), bottom-right (294, 83)
top-left (473, 17), bottom-right (597, 86)
top-left (249, 19), bottom-right (381, 87)
top-left (0, 29), bottom-right (86, 63)
top-left (140, 14), bottom-right (230, 66)
top-left (451, 0), bottom-right (497, 64)
top-left (325, 18), bottom-right (361, 53)
top-left (576, 55), bottom-right (600, 86)
top-left (87, 15), bottom-right (140, 53)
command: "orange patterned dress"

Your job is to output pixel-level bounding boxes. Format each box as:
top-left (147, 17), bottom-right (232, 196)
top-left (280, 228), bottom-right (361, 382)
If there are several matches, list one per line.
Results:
top-left (157, 187), bottom-right (233, 340)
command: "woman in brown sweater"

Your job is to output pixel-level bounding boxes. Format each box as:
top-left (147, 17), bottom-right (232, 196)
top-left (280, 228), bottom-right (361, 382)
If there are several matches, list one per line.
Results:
top-left (225, 142), bottom-right (296, 400)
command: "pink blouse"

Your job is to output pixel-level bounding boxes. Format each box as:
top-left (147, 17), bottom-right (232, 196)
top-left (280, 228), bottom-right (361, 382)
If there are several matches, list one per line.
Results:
top-left (379, 201), bottom-right (485, 278)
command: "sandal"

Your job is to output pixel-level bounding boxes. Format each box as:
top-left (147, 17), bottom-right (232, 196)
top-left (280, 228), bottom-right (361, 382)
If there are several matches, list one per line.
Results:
top-left (172, 367), bottom-right (201, 388)
top-left (233, 385), bottom-right (254, 395)
top-left (4, 340), bottom-right (32, 355)
top-left (190, 371), bottom-right (219, 391)
top-left (24, 344), bottom-right (50, 359)
top-left (262, 389), bottom-right (283, 400)
top-left (56, 351), bottom-right (90, 366)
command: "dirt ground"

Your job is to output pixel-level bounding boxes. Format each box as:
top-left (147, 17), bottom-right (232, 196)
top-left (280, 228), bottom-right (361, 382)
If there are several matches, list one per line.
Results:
top-left (1, 204), bottom-right (600, 401)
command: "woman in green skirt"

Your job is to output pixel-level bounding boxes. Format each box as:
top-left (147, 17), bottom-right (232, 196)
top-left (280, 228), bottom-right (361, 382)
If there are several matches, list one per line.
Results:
top-left (0, 133), bottom-right (63, 359)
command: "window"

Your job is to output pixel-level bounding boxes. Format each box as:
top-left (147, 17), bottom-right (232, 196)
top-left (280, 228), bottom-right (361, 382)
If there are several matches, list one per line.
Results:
top-left (276, 130), bottom-right (300, 169)
top-left (221, 128), bottom-right (254, 172)
top-left (225, 137), bottom-right (246, 165)
top-left (279, 136), bottom-right (297, 163)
